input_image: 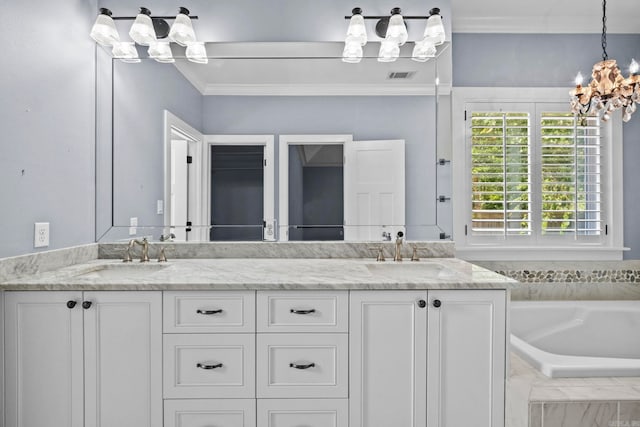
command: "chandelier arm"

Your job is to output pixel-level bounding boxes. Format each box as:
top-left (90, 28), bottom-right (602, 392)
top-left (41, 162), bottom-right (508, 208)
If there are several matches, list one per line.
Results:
top-left (601, 0), bottom-right (608, 61)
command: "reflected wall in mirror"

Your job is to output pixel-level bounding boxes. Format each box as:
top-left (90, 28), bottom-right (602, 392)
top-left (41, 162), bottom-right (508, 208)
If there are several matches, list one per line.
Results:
top-left (98, 42), bottom-right (449, 242)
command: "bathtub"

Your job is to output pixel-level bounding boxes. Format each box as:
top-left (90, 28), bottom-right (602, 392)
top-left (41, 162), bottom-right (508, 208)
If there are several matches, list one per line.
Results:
top-left (510, 300), bottom-right (640, 378)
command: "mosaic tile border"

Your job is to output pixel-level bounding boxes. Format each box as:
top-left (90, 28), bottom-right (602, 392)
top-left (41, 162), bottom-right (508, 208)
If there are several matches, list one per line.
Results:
top-left (495, 269), bottom-right (640, 283)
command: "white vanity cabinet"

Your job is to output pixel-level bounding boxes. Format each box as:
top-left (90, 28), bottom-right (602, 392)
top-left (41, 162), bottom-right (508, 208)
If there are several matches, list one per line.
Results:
top-left (4, 291), bottom-right (162, 427)
top-left (350, 290), bottom-right (506, 427)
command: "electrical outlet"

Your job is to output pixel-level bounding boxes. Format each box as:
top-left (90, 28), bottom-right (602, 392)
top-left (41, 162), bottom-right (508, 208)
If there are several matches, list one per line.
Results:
top-left (129, 217), bottom-right (138, 236)
top-left (34, 222), bottom-right (49, 248)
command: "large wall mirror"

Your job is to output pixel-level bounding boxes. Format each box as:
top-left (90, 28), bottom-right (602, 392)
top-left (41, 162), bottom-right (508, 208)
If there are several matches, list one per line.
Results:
top-left (96, 42), bottom-right (452, 242)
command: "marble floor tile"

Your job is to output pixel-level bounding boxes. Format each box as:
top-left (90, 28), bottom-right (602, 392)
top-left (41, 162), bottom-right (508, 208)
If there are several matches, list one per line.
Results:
top-left (619, 402), bottom-right (640, 426)
top-left (529, 403), bottom-right (542, 427)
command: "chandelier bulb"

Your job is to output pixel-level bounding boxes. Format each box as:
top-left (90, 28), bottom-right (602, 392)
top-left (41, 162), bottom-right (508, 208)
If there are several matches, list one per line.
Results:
top-left (630, 59), bottom-right (639, 75)
top-left (574, 72), bottom-right (584, 86)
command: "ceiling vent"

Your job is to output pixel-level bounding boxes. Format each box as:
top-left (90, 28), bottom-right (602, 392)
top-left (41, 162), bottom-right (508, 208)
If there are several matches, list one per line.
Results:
top-left (387, 71), bottom-right (415, 80)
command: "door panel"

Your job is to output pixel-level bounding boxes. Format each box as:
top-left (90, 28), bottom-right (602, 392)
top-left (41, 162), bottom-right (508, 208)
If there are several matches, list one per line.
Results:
top-left (84, 292), bottom-right (162, 427)
top-left (344, 140), bottom-right (405, 241)
top-left (5, 292), bottom-right (84, 427)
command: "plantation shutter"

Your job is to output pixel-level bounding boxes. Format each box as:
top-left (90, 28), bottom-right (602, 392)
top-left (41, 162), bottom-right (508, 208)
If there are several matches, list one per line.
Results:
top-left (470, 111), bottom-right (531, 236)
top-left (540, 112), bottom-right (602, 236)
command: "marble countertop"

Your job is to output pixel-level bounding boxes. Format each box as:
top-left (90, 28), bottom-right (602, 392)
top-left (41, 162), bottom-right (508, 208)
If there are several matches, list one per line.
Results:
top-left (0, 257), bottom-right (514, 291)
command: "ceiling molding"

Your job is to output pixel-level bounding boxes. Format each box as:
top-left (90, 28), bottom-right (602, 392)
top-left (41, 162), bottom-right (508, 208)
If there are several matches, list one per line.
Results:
top-left (200, 83), bottom-right (452, 96)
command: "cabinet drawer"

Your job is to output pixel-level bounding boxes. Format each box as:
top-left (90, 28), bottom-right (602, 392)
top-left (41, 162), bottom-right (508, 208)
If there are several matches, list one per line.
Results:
top-left (163, 291), bottom-right (255, 333)
top-left (258, 399), bottom-right (348, 427)
top-left (257, 291), bottom-right (348, 333)
top-left (164, 334), bottom-right (255, 398)
top-left (257, 334), bottom-right (348, 398)
top-left (165, 399), bottom-right (256, 427)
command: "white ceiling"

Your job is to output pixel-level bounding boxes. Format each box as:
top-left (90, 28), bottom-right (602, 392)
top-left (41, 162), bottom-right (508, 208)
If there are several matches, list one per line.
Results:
top-left (451, 0), bottom-right (640, 34)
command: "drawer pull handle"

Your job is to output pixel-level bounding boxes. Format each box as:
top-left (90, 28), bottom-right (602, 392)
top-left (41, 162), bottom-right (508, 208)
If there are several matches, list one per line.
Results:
top-left (196, 362), bottom-right (223, 370)
top-left (290, 308), bottom-right (316, 315)
top-left (289, 362), bottom-right (316, 370)
top-left (196, 309), bottom-right (223, 315)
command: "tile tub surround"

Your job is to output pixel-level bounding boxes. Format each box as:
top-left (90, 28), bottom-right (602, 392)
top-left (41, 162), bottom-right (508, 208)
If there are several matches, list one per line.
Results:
top-left (508, 353), bottom-right (640, 427)
top-left (98, 241), bottom-right (456, 260)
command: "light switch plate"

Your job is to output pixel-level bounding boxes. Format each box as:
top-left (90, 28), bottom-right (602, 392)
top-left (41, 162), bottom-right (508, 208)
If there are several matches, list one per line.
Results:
top-left (129, 217), bottom-right (138, 236)
top-left (34, 222), bottom-right (49, 248)
top-left (157, 200), bottom-right (164, 215)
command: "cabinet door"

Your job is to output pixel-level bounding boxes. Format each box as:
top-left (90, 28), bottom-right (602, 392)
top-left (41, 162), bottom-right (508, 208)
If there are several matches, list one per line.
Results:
top-left (427, 290), bottom-right (506, 427)
top-left (83, 291), bottom-right (162, 427)
top-left (5, 291), bottom-right (84, 427)
top-left (350, 291), bottom-right (427, 427)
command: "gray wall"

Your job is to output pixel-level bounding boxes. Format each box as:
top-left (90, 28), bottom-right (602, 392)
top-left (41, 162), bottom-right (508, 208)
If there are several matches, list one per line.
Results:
top-left (452, 33), bottom-right (640, 258)
top-left (203, 96), bottom-right (438, 240)
top-left (303, 166), bottom-right (344, 241)
top-left (112, 58), bottom-right (203, 232)
top-left (0, 0), bottom-right (97, 258)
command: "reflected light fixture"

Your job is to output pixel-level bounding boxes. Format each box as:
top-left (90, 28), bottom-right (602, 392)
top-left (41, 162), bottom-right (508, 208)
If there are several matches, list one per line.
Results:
top-left (570, 0), bottom-right (640, 122)
top-left (89, 7), bottom-right (206, 65)
top-left (342, 6), bottom-right (445, 63)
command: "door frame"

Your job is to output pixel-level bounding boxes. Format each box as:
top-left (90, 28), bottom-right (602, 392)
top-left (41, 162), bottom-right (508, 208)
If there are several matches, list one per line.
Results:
top-left (203, 135), bottom-right (275, 241)
top-left (163, 111), bottom-right (204, 241)
top-left (278, 134), bottom-right (353, 241)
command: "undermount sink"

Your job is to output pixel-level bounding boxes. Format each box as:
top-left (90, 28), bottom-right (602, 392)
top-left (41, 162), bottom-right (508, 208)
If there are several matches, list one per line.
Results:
top-left (366, 262), bottom-right (445, 279)
top-left (71, 263), bottom-right (168, 280)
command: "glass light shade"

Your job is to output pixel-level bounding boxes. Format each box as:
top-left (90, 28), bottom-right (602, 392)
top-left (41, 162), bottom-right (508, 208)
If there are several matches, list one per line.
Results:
top-left (129, 11), bottom-right (156, 46)
top-left (148, 41), bottom-right (175, 63)
top-left (412, 40), bottom-right (437, 62)
top-left (342, 41), bottom-right (363, 63)
top-left (90, 12), bottom-right (120, 46)
top-left (112, 42), bottom-right (140, 63)
top-left (186, 42), bottom-right (208, 64)
top-left (168, 12), bottom-right (196, 47)
top-left (346, 13), bottom-right (367, 46)
top-left (423, 13), bottom-right (445, 46)
top-left (386, 13), bottom-right (408, 46)
top-left (630, 59), bottom-right (639, 74)
top-left (378, 40), bottom-right (400, 63)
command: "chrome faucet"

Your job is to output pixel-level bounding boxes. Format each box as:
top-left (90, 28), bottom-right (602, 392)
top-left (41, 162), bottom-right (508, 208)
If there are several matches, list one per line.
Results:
top-left (126, 237), bottom-right (150, 262)
top-left (394, 231), bottom-right (404, 262)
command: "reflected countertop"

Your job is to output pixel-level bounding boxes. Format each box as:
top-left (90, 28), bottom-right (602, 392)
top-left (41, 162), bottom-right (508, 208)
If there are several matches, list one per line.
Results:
top-left (0, 257), bottom-right (514, 291)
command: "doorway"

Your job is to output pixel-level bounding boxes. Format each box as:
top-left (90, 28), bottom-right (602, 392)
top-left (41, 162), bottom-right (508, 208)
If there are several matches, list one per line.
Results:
top-left (204, 135), bottom-right (275, 241)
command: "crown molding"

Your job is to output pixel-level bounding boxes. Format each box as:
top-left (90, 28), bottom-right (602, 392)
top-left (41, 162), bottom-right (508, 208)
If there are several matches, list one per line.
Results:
top-left (452, 16), bottom-right (640, 34)
top-left (201, 83), bottom-right (452, 96)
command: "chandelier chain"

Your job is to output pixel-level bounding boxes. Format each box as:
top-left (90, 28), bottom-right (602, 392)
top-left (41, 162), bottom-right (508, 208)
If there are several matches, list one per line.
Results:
top-left (601, 0), bottom-right (608, 61)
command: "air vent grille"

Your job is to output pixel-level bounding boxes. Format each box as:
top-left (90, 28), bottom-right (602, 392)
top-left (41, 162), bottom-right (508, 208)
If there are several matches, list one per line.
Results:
top-left (387, 71), bottom-right (415, 80)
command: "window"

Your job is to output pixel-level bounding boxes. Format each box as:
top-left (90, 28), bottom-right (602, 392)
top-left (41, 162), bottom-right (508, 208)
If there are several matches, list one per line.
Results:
top-left (452, 89), bottom-right (623, 260)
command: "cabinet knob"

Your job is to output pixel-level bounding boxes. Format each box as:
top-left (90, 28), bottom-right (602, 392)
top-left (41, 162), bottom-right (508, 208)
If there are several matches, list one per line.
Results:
top-left (289, 362), bottom-right (316, 370)
top-left (417, 299), bottom-right (427, 308)
top-left (433, 299), bottom-right (442, 308)
top-left (196, 362), bottom-right (223, 370)
top-left (82, 301), bottom-right (92, 309)
top-left (66, 300), bottom-right (77, 309)
top-left (290, 308), bottom-right (316, 315)
top-left (196, 309), bottom-right (223, 315)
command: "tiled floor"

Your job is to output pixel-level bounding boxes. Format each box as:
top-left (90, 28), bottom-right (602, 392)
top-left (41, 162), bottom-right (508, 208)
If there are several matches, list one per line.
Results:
top-left (507, 353), bottom-right (640, 427)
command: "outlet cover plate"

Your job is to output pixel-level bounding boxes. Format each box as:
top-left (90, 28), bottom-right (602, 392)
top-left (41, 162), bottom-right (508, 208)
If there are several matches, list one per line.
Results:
top-left (34, 222), bottom-right (49, 248)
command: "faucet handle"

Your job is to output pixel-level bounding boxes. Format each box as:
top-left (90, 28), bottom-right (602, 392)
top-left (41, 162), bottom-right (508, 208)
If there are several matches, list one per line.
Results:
top-left (410, 245), bottom-right (430, 262)
top-left (368, 246), bottom-right (386, 262)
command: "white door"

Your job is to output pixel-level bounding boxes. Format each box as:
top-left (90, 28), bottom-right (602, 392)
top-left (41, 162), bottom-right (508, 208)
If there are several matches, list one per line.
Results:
top-left (427, 290), bottom-right (506, 427)
top-left (84, 292), bottom-right (163, 427)
top-left (350, 291), bottom-right (427, 427)
top-left (5, 292), bottom-right (84, 427)
top-left (344, 139), bottom-right (405, 241)
top-left (171, 139), bottom-right (189, 241)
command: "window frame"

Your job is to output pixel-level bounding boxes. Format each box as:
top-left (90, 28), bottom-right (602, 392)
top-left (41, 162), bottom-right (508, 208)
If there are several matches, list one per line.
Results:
top-left (452, 88), bottom-right (624, 261)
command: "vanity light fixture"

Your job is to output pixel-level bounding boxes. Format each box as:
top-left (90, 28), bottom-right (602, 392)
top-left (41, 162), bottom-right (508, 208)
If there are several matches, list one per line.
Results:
top-left (343, 6), bottom-right (445, 63)
top-left (89, 7), bottom-right (206, 65)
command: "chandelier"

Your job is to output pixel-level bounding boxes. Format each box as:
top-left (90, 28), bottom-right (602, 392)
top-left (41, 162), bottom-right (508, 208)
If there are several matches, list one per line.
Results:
top-left (570, 0), bottom-right (639, 122)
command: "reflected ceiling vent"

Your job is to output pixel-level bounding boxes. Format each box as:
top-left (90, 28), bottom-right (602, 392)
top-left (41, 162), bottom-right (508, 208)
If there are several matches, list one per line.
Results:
top-left (387, 71), bottom-right (415, 79)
